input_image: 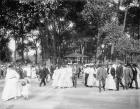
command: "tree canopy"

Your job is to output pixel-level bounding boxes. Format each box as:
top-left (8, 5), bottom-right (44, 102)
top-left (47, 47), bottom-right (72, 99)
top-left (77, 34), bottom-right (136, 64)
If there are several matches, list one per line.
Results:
top-left (0, 0), bottom-right (140, 63)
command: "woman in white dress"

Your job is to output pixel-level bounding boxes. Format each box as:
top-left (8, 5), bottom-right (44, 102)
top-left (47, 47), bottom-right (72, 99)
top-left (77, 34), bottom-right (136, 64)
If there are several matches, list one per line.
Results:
top-left (105, 65), bottom-right (116, 90)
top-left (52, 67), bottom-right (61, 88)
top-left (136, 66), bottom-right (140, 88)
top-left (1, 64), bottom-right (20, 101)
top-left (31, 66), bottom-right (37, 79)
top-left (93, 67), bottom-right (98, 87)
top-left (58, 67), bottom-right (66, 88)
top-left (87, 66), bottom-right (96, 87)
top-left (94, 67), bottom-right (99, 87)
top-left (21, 77), bottom-right (30, 99)
top-left (64, 66), bottom-right (73, 88)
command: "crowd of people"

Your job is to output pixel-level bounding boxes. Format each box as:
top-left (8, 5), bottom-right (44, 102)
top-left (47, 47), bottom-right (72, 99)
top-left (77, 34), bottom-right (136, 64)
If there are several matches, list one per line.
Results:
top-left (0, 62), bottom-right (55, 101)
top-left (1, 61), bottom-right (140, 101)
top-left (51, 62), bottom-right (140, 92)
top-left (83, 62), bottom-right (140, 92)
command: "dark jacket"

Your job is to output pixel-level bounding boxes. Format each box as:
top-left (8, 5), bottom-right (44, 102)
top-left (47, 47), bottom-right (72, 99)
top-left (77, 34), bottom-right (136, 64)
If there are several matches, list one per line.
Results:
top-left (116, 65), bottom-right (123, 78)
top-left (72, 66), bottom-right (78, 78)
top-left (123, 67), bottom-right (133, 83)
top-left (43, 68), bottom-right (50, 75)
top-left (97, 67), bottom-right (108, 80)
top-left (50, 66), bottom-right (55, 74)
top-left (39, 68), bottom-right (47, 79)
top-left (110, 67), bottom-right (115, 79)
top-left (131, 66), bottom-right (137, 80)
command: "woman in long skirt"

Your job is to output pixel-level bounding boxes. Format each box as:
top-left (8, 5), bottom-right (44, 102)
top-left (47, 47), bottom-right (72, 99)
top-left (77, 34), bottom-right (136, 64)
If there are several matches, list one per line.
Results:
top-left (105, 66), bottom-right (116, 90)
top-left (1, 64), bottom-right (20, 101)
top-left (64, 66), bottom-right (73, 88)
top-left (52, 68), bottom-right (61, 88)
top-left (136, 67), bottom-right (140, 88)
top-left (87, 67), bottom-right (96, 87)
top-left (58, 67), bottom-right (66, 88)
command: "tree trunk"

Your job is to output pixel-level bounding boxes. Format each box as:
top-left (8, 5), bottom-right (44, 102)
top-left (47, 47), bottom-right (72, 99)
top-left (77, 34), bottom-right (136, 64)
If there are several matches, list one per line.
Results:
top-left (96, 31), bottom-right (100, 64)
top-left (35, 48), bottom-right (38, 64)
top-left (81, 45), bottom-right (85, 64)
top-left (21, 37), bottom-right (24, 62)
top-left (52, 35), bottom-right (56, 64)
top-left (40, 38), bottom-right (44, 63)
top-left (125, 51), bottom-right (127, 64)
top-left (138, 18), bottom-right (140, 40)
top-left (131, 53), bottom-right (133, 63)
top-left (14, 39), bottom-right (17, 62)
top-left (39, 27), bottom-right (47, 63)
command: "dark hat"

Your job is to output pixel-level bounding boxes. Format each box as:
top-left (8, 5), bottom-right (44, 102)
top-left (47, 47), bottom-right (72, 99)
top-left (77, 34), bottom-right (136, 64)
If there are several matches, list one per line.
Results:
top-left (98, 63), bottom-right (103, 67)
top-left (132, 63), bottom-right (137, 67)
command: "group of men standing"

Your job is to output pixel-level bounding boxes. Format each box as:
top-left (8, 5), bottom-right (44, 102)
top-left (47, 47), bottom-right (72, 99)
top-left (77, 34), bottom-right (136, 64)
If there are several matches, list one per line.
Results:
top-left (96, 62), bottom-right (139, 92)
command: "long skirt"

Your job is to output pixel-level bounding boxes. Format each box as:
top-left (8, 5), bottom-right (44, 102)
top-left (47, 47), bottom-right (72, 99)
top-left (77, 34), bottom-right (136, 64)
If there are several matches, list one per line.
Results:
top-left (105, 75), bottom-right (116, 90)
top-left (1, 78), bottom-right (18, 101)
top-left (21, 84), bottom-right (30, 97)
top-left (87, 74), bottom-right (96, 87)
top-left (64, 76), bottom-right (73, 88)
top-left (31, 70), bottom-right (37, 79)
top-left (58, 74), bottom-right (65, 88)
top-left (138, 74), bottom-right (140, 88)
top-left (132, 75), bottom-right (140, 88)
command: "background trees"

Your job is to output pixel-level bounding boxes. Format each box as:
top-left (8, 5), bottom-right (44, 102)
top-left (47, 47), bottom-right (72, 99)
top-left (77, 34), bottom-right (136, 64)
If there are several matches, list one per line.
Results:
top-left (0, 27), bottom-right (12, 62)
top-left (82, 0), bottom-right (118, 62)
top-left (0, 0), bottom-right (139, 64)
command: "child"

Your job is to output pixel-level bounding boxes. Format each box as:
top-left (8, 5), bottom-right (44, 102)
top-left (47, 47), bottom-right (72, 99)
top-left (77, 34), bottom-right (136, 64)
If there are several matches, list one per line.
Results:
top-left (21, 77), bottom-right (30, 100)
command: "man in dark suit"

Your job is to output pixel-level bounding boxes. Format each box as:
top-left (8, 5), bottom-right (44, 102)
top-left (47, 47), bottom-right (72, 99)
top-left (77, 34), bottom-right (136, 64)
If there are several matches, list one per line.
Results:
top-left (84, 66), bottom-right (90, 87)
top-left (97, 64), bottom-right (108, 92)
top-left (130, 64), bottom-right (138, 89)
top-left (72, 65), bottom-right (78, 88)
top-left (50, 65), bottom-right (55, 80)
top-left (123, 64), bottom-right (133, 89)
top-left (110, 64), bottom-right (116, 79)
top-left (39, 66), bottom-right (47, 87)
top-left (43, 65), bottom-right (50, 82)
top-left (116, 63), bottom-right (124, 91)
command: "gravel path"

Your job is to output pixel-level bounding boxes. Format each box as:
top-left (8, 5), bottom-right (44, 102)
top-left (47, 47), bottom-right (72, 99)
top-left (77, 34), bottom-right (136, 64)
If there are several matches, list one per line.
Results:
top-left (0, 79), bottom-right (140, 109)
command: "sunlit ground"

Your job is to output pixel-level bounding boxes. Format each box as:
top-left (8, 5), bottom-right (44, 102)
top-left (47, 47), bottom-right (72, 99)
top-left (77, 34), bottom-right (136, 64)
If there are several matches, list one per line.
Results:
top-left (0, 78), bottom-right (140, 109)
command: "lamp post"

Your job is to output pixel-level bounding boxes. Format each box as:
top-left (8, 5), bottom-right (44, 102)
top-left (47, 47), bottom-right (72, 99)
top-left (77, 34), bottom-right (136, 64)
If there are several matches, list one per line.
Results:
top-left (108, 43), bottom-right (113, 62)
top-left (101, 44), bottom-right (105, 63)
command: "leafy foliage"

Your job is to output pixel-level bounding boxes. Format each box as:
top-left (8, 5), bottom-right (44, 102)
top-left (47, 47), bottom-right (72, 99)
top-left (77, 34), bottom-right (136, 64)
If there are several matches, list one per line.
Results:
top-left (0, 0), bottom-right (139, 63)
top-left (0, 27), bottom-right (12, 62)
